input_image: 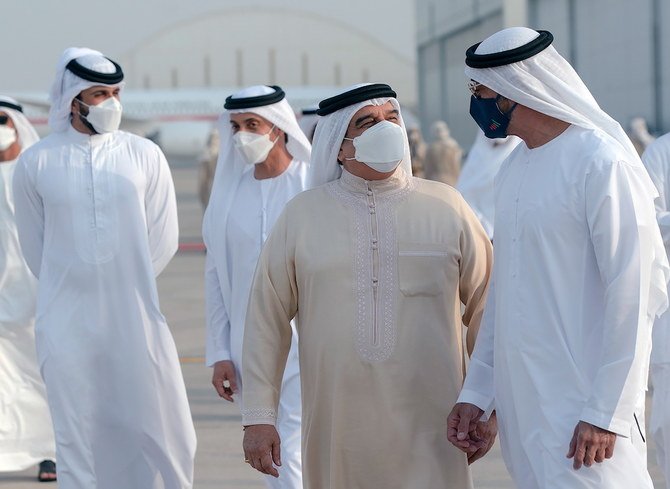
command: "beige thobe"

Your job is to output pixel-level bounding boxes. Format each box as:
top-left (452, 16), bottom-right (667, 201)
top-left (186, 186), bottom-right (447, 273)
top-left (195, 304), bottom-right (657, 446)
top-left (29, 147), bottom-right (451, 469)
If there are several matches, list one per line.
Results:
top-left (242, 168), bottom-right (492, 489)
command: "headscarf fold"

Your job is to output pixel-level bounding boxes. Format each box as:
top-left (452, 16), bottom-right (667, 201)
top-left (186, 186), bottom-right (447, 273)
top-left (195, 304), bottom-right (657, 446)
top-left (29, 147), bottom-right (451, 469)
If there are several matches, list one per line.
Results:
top-left (297, 106), bottom-right (319, 142)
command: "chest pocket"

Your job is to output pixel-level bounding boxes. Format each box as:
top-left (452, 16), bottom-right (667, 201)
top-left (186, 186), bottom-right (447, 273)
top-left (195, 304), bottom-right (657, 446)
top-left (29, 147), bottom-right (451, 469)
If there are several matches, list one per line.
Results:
top-left (398, 243), bottom-right (449, 297)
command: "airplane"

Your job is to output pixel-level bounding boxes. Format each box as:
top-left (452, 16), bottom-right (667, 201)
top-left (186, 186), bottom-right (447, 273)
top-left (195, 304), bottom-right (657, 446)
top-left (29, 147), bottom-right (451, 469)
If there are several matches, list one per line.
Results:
top-left (13, 86), bottom-right (343, 159)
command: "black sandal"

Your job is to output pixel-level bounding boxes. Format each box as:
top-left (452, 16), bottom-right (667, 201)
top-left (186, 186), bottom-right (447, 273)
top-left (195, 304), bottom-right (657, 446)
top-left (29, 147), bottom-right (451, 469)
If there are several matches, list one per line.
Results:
top-left (37, 459), bottom-right (57, 482)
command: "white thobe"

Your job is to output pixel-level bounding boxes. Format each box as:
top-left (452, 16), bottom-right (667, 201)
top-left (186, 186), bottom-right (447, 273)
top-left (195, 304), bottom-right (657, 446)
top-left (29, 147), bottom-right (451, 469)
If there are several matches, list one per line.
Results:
top-left (459, 125), bottom-right (669, 489)
top-left (0, 160), bottom-right (56, 471)
top-left (242, 168), bottom-right (493, 489)
top-left (205, 160), bottom-right (307, 488)
top-left (642, 132), bottom-right (670, 488)
top-left (12, 126), bottom-right (196, 489)
top-left (457, 132), bottom-right (521, 238)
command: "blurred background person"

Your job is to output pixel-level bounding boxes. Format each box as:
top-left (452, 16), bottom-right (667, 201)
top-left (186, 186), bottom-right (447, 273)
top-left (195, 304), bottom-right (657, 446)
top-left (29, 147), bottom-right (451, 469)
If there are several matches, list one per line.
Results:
top-left (423, 120), bottom-right (462, 185)
top-left (0, 97), bottom-right (57, 482)
top-left (198, 126), bottom-right (220, 209)
top-left (630, 116), bottom-right (656, 156)
top-left (407, 126), bottom-right (426, 177)
top-left (457, 130), bottom-right (521, 239)
top-left (641, 133), bottom-right (670, 489)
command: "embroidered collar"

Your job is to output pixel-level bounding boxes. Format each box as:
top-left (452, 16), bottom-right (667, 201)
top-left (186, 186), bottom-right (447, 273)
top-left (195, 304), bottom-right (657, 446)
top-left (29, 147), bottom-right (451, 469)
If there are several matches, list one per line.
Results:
top-left (339, 167), bottom-right (411, 196)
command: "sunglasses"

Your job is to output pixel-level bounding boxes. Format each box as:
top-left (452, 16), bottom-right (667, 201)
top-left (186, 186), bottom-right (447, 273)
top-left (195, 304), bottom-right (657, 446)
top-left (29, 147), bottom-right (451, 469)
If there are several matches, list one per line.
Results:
top-left (468, 80), bottom-right (482, 98)
top-left (0, 115), bottom-right (8, 125)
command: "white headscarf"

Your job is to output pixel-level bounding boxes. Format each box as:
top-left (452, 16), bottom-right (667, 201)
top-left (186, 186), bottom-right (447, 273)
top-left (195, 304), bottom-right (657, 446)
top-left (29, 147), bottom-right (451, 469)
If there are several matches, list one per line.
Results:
top-left (298, 106), bottom-right (319, 141)
top-left (465, 27), bottom-right (639, 163)
top-left (309, 83), bottom-right (413, 188)
top-left (48, 47), bottom-right (124, 133)
top-left (0, 96), bottom-right (39, 150)
top-left (202, 84), bottom-right (311, 255)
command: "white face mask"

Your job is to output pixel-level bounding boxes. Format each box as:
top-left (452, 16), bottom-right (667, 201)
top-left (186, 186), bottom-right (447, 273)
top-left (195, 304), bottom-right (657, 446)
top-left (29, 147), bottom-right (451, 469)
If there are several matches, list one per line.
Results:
top-left (0, 125), bottom-right (17, 151)
top-left (344, 120), bottom-right (406, 173)
top-left (232, 125), bottom-right (278, 165)
top-left (79, 96), bottom-right (123, 134)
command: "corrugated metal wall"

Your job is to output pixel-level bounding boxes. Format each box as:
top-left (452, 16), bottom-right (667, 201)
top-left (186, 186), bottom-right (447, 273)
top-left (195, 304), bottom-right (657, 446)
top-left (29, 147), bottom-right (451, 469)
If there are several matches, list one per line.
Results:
top-left (417, 0), bottom-right (669, 150)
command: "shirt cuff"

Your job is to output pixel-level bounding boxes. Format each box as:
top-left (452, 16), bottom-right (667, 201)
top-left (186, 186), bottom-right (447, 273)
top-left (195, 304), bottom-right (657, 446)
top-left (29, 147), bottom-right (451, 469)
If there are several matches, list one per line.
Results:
top-left (457, 388), bottom-right (495, 414)
top-left (242, 408), bottom-right (277, 427)
top-left (205, 348), bottom-right (232, 367)
top-left (459, 357), bottom-right (495, 413)
top-left (579, 407), bottom-right (630, 438)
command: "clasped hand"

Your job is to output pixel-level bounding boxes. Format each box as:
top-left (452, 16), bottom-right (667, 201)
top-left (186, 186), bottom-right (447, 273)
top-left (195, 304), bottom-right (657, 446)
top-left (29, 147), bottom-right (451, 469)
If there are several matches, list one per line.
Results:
top-left (447, 403), bottom-right (498, 464)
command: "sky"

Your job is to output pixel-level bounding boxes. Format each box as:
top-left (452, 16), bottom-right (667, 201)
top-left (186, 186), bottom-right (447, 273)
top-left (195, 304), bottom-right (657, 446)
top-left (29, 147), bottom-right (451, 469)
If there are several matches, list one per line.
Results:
top-left (1, 1), bottom-right (416, 92)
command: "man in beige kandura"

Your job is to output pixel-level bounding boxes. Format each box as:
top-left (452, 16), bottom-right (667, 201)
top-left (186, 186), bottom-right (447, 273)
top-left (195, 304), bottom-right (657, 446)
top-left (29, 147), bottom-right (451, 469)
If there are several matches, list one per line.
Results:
top-left (240, 83), bottom-right (495, 489)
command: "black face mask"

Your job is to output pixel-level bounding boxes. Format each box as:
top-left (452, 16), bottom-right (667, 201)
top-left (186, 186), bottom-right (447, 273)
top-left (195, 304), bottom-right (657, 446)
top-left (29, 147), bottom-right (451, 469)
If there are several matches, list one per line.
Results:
top-left (469, 95), bottom-right (517, 139)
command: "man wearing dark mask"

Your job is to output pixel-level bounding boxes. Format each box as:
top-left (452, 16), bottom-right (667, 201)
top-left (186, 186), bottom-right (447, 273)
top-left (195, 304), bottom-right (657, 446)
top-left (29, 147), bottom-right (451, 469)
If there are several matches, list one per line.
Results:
top-left (12, 47), bottom-right (196, 489)
top-left (448, 28), bottom-right (668, 489)
top-left (240, 83), bottom-right (495, 489)
top-left (202, 85), bottom-right (311, 489)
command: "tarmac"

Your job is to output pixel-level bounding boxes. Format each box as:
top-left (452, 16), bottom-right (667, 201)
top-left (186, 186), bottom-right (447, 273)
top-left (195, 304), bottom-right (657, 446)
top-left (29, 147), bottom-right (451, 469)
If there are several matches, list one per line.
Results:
top-left (1, 156), bottom-right (666, 488)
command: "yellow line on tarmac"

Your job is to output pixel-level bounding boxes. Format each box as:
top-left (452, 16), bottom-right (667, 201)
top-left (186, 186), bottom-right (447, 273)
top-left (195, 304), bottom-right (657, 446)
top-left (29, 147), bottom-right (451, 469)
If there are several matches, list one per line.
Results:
top-left (180, 356), bottom-right (205, 364)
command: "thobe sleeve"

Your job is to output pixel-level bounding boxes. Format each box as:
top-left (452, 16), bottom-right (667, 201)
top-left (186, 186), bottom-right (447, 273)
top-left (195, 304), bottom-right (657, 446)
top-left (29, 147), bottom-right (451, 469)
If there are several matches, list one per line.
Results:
top-left (581, 160), bottom-right (663, 436)
top-left (457, 271), bottom-right (496, 414)
top-left (204, 251), bottom-right (232, 366)
top-left (642, 142), bottom-right (670, 247)
top-left (241, 209), bottom-right (297, 426)
top-left (145, 146), bottom-right (179, 276)
top-left (12, 154), bottom-right (44, 278)
top-left (457, 199), bottom-right (494, 353)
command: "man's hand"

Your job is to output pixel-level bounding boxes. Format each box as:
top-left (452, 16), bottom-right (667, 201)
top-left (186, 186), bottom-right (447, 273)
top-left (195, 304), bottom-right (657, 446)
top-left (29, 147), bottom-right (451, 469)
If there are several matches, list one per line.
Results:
top-left (211, 360), bottom-right (238, 402)
top-left (467, 411), bottom-right (498, 464)
top-left (447, 402), bottom-right (486, 453)
top-left (243, 424), bottom-right (281, 478)
top-left (566, 421), bottom-right (616, 470)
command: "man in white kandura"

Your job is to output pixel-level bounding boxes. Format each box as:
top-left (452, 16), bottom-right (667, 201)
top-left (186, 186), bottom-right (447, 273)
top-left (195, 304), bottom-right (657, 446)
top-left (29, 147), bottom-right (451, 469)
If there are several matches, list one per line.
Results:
top-left (0, 97), bottom-right (57, 483)
top-left (642, 134), bottom-right (670, 489)
top-left (447, 27), bottom-right (669, 489)
top-left (12, 47), bottom-right (196, 489)
top-left (203, 85), bottom-right (310, 488)
top-left (241, 83), bottom-right (494, 489)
